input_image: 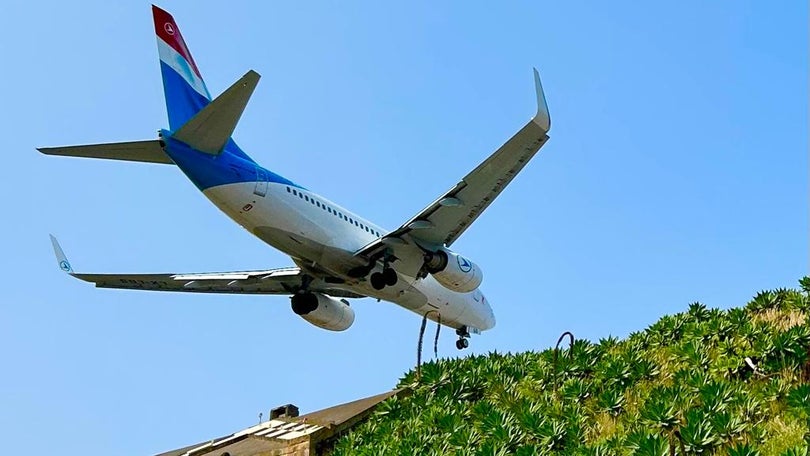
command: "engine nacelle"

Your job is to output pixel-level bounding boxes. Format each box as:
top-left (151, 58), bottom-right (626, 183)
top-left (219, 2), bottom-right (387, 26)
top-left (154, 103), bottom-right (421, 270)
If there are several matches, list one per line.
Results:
top-left (424, 249), bottom-right (484, 293)
top-left (290, 292), bottom-right (355, 331)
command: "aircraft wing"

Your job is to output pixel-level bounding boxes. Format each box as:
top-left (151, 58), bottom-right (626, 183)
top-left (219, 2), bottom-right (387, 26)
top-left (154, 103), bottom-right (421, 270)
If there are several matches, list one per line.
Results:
top-left (50, 236), bottom-right (363, 298)
top-left (355, 69), bottom-right (551, 266)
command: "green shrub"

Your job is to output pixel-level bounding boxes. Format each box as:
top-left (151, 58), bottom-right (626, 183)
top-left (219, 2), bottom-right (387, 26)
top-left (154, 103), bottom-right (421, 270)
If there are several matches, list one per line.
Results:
top-left (331, 281), bottom-right (809, 456)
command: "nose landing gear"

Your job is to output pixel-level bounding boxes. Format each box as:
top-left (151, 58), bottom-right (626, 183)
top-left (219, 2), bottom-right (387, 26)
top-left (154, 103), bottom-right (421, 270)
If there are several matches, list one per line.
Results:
top-left (455, 326), bottom-right (470, 350)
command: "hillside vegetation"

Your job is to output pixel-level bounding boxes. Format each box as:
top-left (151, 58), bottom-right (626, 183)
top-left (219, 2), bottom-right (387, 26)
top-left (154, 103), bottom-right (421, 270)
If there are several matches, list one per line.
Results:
top-left (332, 279), bottom-right (810, 455)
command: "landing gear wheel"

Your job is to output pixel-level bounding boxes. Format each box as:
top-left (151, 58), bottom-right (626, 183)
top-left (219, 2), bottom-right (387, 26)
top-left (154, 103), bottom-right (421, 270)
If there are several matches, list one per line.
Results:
top-left (455, 326), bottom-right (470, 350)
top-left (383, 268), bottom-right (398, 286)
top-left (370, 272), bottom-right (386, 290)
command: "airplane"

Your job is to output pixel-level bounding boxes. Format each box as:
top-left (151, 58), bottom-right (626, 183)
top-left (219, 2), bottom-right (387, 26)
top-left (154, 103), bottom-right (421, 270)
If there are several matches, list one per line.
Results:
top-left (41, 5), bottom-right (551, 350)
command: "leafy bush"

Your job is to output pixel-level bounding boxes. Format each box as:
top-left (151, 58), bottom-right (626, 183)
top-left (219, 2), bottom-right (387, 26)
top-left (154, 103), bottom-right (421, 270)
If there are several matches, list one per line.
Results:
top-left (331, 279), bottom-right (810, 455)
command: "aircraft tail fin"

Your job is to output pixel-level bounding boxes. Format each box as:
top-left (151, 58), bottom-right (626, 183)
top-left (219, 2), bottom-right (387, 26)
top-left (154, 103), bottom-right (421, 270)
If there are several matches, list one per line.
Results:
top-left (172, 70), bottom-right (260, 155)
top-left (153, 4), bottom-right (211, 130)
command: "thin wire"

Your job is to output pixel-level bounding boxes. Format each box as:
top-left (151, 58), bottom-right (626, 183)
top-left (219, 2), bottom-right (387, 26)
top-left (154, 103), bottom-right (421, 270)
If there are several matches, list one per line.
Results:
top-left (416, 313), bottom-right (428, 381)
top-left (433, 313), bottom-right (442, 359)
top-left (553, 331), bottom-right (575, 392)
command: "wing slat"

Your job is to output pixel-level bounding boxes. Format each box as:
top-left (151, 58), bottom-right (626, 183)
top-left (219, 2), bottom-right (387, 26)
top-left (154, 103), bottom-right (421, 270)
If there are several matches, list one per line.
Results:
top-left (70, 269), bottom-right (363, 298)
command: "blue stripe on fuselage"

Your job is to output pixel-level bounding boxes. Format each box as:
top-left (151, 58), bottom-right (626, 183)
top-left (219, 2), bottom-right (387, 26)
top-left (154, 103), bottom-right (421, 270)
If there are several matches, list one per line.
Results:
top-left (162, 132), bottom-right (304, 191)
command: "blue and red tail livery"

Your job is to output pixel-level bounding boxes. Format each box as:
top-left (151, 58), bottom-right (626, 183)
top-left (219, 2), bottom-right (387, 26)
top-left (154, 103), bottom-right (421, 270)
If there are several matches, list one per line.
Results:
top-left (153, 5), bottom-right (211, 130)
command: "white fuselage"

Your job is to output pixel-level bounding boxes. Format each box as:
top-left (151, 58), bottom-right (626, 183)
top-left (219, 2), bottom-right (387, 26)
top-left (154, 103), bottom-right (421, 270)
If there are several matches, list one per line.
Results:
top-left (202, 181), bottom-right (495, 333)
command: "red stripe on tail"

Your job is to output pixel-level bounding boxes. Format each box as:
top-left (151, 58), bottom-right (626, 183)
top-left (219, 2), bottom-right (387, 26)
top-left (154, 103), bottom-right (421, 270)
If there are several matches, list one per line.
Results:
top-left (152, 5), bottom-right (203, 79)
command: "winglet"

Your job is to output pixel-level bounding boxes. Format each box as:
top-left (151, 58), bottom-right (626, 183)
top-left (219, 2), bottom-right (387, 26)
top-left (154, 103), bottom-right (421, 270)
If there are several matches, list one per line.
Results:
top-left (171, 70), bottom-right (261, 155)
top-left (49, 235), bottom-right (74, 274)
top-left (532, 68), bottom-right (551, 133)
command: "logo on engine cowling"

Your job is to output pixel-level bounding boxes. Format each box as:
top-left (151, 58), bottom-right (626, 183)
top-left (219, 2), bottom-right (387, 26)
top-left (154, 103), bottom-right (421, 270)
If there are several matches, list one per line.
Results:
top-left (457, 255), bottom-right (472, 273)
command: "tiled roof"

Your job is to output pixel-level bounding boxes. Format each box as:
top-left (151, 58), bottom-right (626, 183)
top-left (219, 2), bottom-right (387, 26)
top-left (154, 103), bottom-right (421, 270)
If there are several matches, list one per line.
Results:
top-left (156, 389), bottom-right (405, 456)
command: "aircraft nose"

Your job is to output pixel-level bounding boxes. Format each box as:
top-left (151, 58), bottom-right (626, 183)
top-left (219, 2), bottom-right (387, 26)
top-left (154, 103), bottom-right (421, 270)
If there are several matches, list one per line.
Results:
top-left (485, 310), bottom-right (496, 330)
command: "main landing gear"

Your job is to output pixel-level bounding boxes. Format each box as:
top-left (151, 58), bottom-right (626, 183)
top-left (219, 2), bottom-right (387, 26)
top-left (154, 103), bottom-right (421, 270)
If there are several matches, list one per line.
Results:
top-left (370, 268), bottom-right (397, 290)
top-left (455, 326), bottom-right (470, 350)
top-left (369, 254), bottom-right (398, 291)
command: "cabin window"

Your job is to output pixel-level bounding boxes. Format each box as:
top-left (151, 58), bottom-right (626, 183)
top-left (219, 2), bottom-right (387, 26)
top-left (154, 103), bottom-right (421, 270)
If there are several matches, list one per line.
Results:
top-left (316, 201), bottom-right (321, 208)
top-left (304, 195), bottom-right (309, 202)
top-left (286, 187), bottom-right (290, 193)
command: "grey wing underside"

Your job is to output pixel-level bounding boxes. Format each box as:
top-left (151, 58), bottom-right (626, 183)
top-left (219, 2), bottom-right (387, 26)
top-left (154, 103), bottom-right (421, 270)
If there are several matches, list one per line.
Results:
top-left (354, 69), bottom-right (551, 274)
top-left (50, 235), bottom-right (364, 298)
top-left (69, 268), bottom-right (364, 298)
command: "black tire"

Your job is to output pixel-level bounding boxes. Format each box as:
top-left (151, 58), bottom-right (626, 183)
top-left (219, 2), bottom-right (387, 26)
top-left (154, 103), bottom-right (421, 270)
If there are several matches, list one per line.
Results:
top-left (460, 338), bottom-right (469, 349)
top-left (370, 272), bottom-right (386, 290)
top-left (383, 268), bottom-right (398, 286)
top-left (455, 340), bottom-right (464, 350)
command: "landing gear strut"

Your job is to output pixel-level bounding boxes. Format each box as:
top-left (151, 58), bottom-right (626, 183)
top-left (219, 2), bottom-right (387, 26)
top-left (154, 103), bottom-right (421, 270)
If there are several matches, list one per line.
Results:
top-left (455, 326), bottom-right (470, 350)
top-left (290, 275), bottom-right (316, 314)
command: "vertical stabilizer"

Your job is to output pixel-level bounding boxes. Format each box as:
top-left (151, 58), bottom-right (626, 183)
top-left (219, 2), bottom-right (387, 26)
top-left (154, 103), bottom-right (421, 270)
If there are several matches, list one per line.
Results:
top-left (153, 5), bottom-right (211, 130)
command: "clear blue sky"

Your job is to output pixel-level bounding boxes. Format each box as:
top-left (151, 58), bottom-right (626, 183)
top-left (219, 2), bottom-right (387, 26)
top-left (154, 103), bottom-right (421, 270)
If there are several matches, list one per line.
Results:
top-left (1, 1), bottom-right (805, 454)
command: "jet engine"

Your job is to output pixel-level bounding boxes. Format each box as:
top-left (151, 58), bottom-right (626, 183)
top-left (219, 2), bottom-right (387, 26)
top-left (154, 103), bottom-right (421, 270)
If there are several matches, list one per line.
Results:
top-left (424, 249), bottom-right (483, 293)
top-left (290, 292), bottom-right (355, 331)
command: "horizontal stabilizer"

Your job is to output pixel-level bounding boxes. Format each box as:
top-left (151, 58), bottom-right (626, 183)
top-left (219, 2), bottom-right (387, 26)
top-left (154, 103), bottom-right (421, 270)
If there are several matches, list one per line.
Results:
top-left (37, 140), bottom-right (173, 164)
top-left (172, 70), bottom-right (260, 155)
